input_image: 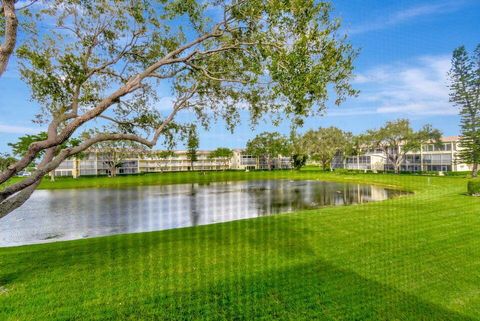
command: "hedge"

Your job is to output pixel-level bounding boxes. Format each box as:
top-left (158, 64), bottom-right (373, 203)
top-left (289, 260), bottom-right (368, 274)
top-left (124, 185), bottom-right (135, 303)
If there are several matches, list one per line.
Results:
top-left (467, 179), bottom-right (480, 196)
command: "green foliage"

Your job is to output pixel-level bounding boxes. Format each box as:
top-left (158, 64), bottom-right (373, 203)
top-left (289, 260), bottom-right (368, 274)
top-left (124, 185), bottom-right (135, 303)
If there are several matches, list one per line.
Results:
top-left (91, 139), bottom-right (144, 177)
top-left (186, 125), bottom-right (199, 169)
top-left (246, 132), bottom-right (290, 169)
top-left (8, 132), bottom-right (82, 160)
top-left (208, 147), bottom-right (233, 159)
top-left (2, 0), bottom-right (359, 215)
top-left (15, 0), bottom-right (357, 142)
top-left (448, 44), bottom-right (480, 176)
top-left (467, 179), bottom-right (480, 195)
top-left (8, 132), bottom-right (48, 158)
top-left (0, 9), bottom-right (4, 38)
top-left (292, 154), bottom-right (308, 170)
top-left (156, 150), bottom-right (175, 159)
top-left (301, 127), bottom-right (352, 170)
top-left (0, 153), bottom-right (16, 171)
top-left (208, 148), bottom-right (233, 168)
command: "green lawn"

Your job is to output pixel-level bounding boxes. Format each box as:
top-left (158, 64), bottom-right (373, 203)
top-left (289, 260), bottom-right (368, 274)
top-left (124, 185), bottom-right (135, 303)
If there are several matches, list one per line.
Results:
top-left (7, 168), bottom-right (364, 190)
top-left (1, 171), bottom-right (479, 320)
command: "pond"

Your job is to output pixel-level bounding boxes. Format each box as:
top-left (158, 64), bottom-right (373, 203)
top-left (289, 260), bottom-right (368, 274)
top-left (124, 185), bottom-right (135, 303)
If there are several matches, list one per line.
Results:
top-left (0, 180), bottom-right (406, 246)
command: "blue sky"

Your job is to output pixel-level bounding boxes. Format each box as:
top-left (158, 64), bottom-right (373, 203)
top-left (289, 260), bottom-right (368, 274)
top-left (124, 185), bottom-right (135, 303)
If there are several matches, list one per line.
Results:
top-left (0, 0), bottom-right (479, 152)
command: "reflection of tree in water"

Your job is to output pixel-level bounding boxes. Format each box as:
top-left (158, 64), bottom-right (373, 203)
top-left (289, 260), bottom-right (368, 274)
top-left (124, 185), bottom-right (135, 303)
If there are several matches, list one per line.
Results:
top-left (247, 180), bottom-right (394, 217)
top-left (189, 183), bottom-right (200, 226)
top-left (310, 183), bottom-right (378, 206)
top-left (249, 181), bottom-right (320, 216)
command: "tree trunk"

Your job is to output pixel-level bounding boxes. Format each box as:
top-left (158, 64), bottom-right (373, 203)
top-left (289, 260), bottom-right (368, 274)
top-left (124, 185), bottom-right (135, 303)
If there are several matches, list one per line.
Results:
top-left (472, 163), bottom-right (478, 178)
top-left (0, 180), bottom-right (40, 219)
top-left (322, 161), bottom-right (328, 171)
top-left (394, 165), bottom-right (400, 174)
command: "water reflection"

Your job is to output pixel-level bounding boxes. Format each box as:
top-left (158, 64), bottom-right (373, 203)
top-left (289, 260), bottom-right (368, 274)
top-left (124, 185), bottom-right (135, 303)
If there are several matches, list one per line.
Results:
top-left (0, 180), bottom-right (405, 246)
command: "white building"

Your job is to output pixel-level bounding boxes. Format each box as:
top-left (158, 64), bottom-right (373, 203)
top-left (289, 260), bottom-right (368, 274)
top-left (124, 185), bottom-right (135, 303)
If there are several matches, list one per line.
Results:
top-left (333, 136), bottom-right (472, 172)
top-left (54, 149), bottom-right (292, 177)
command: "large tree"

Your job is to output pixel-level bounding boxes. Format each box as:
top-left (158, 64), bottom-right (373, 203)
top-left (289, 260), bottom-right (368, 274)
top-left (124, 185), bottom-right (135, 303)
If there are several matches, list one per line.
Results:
top-left (289, 129), bottom-right (308, 170)
top-left (363, 119), bottom-right (442, 174)
top-left (448, 44), bottom-right (480, 177)
top-left (93, 140), bottom-right (143, 177)
top-left (208, 147), bottom-right (233, 170)
top-left (301, 127), bottom-right (352, 170)
top-left (186, 125), bottom-right (199, 171)
top-left (0, 0), bottom-right (357, 218)
top-left (153, 150), bottom-right (175, 173)
top-left (246, 132), bottom-right (290, 170)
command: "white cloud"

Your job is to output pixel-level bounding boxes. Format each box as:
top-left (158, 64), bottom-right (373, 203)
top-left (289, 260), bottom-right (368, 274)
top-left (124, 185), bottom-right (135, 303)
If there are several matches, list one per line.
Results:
top-left (0, 124), bottom-right (41, 135)
top-left (351, 55), bottom-right (457, 116)
top-left (350, 0), bottom-right (469, 35)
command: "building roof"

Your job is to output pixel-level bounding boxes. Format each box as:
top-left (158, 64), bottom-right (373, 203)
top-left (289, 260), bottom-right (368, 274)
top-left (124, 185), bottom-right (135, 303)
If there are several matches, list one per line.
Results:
top-left (440, 136), bottom-right (460, 142)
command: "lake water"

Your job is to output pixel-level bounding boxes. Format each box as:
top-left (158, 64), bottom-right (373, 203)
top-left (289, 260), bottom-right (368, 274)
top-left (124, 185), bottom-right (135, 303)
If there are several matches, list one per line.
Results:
top-left (0, 180), bottom-right (405, 247)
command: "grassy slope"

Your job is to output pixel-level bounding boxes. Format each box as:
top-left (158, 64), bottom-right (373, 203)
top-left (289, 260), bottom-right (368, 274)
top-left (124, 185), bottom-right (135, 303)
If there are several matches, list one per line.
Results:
top-left (0, 171), bottom-right (479, 320)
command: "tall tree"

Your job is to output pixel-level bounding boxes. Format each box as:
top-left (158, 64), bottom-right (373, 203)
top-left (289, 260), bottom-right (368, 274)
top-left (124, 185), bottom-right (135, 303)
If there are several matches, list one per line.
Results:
top-left (363, 119), bottom-right (442, 174)
top-left (93, 140), bottom-right (143, 177)
top-left (448, 44), bottom-right (480, 177)
top-left (186, 125), bottom-right (199, 171)
top-left (289, 129), bottom-right (308, 170)
top-left (0, 0), bottom-right (357, 218)
top-left (301, 127), bottom-right (352, 170)
top-left (208, 147), bottom-right (233, 170)
top-left (246, 132), bottom-right (290, 170)
top-left (154, 150), bottom-right (175, 173)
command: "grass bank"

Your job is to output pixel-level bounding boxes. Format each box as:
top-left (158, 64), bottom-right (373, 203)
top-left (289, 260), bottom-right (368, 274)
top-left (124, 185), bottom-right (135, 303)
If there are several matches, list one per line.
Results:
top-left (0, 171), bottom-right (479, 320)
top-left (6, 168), bottom-right (430, 190)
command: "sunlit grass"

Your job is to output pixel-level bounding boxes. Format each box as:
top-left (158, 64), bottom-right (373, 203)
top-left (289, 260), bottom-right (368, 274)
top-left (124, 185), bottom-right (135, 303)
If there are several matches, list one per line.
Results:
top-left (0, 170), bottom-right (478, 320)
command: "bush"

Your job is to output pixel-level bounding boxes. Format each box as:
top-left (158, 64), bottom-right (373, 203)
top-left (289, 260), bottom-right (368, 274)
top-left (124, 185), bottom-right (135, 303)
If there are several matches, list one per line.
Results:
top-left (467, 179), bottom-right (480, 196)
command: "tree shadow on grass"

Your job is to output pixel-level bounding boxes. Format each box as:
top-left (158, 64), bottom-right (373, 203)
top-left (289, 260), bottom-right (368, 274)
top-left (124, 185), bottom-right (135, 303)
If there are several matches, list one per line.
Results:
top-left (0, 219), bottom-right (476, 320)
top-left (99, 260), bottom-right (474, 321)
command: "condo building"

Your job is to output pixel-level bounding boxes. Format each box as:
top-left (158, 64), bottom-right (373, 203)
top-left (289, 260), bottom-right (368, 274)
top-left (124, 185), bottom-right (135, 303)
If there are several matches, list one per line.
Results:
top-left (54, 149), bottom-right (293, 177)
top-left (333, 136), bottom-right (472, 172)
top-left (53, 136), bottom-right (471, 177)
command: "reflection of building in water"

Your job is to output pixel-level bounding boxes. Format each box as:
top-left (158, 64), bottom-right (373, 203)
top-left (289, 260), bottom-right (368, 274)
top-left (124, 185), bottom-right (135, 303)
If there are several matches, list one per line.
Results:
top-left (369, 186), bottom-right (389, 202)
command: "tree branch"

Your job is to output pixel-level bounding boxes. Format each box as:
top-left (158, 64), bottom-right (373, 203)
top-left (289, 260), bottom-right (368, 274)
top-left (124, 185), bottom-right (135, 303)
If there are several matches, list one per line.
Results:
top-left (0, 0), bottom-right (18, 76)
top-left (0, 133), bottom-right (154, 205)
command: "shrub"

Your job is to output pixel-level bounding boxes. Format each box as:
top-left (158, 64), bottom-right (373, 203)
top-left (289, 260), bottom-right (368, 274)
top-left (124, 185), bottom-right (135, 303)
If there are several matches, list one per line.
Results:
top-left (467, 179), bottom-right (480, 196)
